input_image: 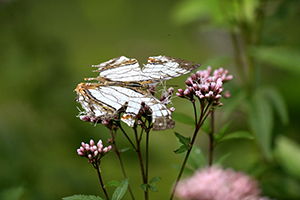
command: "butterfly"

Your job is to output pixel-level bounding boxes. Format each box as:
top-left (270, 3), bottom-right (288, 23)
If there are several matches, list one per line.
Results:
top-left (75, 55), bottom-right (201, 130)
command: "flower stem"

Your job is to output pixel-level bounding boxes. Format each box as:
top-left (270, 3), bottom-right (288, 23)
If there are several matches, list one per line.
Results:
top-left (208, 110), bottom-right (214, 166)
top-left (170, 104), bottom-right (212, 200)
top-left (96, 165), bottom-right (110, 200)
top-left (133, 127), bottom-right (148, 200)
top-left (109, 129), bottom-right (135, 200)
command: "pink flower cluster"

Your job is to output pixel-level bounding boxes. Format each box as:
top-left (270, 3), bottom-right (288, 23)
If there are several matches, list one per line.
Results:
top-left (176, 67), bottom-right (232, 106)
top-left (176, 166), bottom-right (271, 200)
top-left (77, 139), bottom-right (112, 165)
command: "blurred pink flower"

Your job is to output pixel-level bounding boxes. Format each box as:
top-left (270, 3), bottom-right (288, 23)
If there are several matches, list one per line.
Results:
top-left (176, 166), bottom-right (271, 200)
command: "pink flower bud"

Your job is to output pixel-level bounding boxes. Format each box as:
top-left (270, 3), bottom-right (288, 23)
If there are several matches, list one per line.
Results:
top-left (80, 115), bottom-right (90, 122)
top-left (94, 150), bottom-right (98, 156)
top-left (97, 140), bottom-right (103, 150)
top-left (168, 87), bottom-right (174, 95)
top-left (183, 89), bottom-right (190, 95)
top-left (90, 139), bottom-right (95, 146)
top-left (190, 73), bottom-right (197, 80)
top-left (185, 77), bottom-right (193, 86)
top-left (177, 88), bottom-right (184, 93)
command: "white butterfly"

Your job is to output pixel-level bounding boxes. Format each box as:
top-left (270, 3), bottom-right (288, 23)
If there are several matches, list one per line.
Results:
top-left (75, 55), bottom-right (201, 130)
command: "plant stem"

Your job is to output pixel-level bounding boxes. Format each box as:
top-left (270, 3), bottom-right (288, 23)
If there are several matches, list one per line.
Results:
top-left (170, 104), bottom-right (212, 200)
top-left (133, 127), bottom-right (148, 200)
top-left (96, 165), bottom-right (110, 200)
top-left (109, 129), bottom-right (135, 200)
top-left (208, 110), bottom-right (214, 166)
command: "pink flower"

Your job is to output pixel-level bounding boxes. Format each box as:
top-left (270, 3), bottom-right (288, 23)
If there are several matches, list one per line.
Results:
top-left (176, 166), bottom-right (270, 200)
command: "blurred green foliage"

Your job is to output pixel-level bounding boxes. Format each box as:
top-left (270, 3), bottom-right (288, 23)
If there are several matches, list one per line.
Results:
top-left (1, 0), bottom-right (300, 200)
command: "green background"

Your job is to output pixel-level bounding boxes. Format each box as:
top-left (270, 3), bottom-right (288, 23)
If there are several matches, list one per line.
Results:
top-left (1, 0), bottom-right (300, 199)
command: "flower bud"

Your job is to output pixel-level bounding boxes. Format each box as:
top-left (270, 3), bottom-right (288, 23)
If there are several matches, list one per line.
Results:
top-left (80, 115), bottom-right (90, 122)
top-left (90, 139), bottom-right (95, 146)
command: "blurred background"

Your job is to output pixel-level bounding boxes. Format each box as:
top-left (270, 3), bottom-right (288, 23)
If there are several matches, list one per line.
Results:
top-left (1, 0), bottom-right (300, 199)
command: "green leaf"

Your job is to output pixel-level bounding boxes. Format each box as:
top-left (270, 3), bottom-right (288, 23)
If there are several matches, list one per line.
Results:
top-left (104, 180), bottom-right (122, 188)
top-left (275, 135), bottom-right (300, 180)
top-left (218, 131), bottom-right (254, 142)
top-left (62, 195), bottom-right (104, 200)
top-left (174, 145), bottom-right (190, 154)
top-left (262, 86), bottom-right (289, 125)
top-left (248, 91), bottom-right (274, 161)
top-left (148, 183), bottom-right (158, 192)
top-left (112, 178), bottom-right (129, 200)
top-left (174, 132), bottom-right (191, 146)
top-left (172, 112), bottom-right (195, 126)
top-left (214, 121), bottom-right (233, 141)
top-left (140, 184), bottom-right (147, 192)
top-left (149, 177), bottom-right (161, 183)
top-left (251, 46), bottom-right (300, 74)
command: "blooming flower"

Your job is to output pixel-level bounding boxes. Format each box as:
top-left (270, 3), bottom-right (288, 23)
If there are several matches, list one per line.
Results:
top-left (175, 166), bottom-right (271, 200)
top-left (176, 66), bottom-right (233, 107)
top-left (77, 139), bottom-right (112, 168)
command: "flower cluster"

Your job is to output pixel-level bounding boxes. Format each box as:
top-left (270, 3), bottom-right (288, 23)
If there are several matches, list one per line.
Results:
top-left (77, 139), bottom-right (112, 168)
top-left (176, 166), bottom-right (271, 200)
top-left (176, 67), bottom-right (233, 107)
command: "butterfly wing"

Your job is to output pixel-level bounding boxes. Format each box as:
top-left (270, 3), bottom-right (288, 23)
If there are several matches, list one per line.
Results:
top-left (141, 55), bottom-right (201, 82)
top-left (75, 83), bottom-right (174, 130)
top-left (89, 55), bottom-right (201, 83)
top-left (89, 56), bottom-right (144, 82)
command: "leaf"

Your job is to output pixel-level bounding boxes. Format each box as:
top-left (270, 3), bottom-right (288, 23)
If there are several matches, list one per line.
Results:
top-left (172, 112), bottom-right (195, 126)
top-left (214, 121), bottom-right (233, 141)
top-left (174, 132), bottom-right (191, 146)
top-left (104, 180), bottom-right (122, 188)
top-left (140, 184), bottom-right (147, 192)
top-left (148, 183), bottom-right (158, 192)
top-left (251, 46), bottom-right (300, 74)
top-left (62, 195), bottom-right (104, 200)
top-left (275, 135), bottom-right (300, 180)
top-left (262, 86), bottom-right (289, 125)
top-left (112, 178), bottom-right (129, 200)
top-left (218, 131), bottom-right (254, 142)
top-left (174, 145), bottom-right (190, 154)
top-left (248, 91), bottom-right (274, 161)
top-left (149, 177), bottom-right (161, 183)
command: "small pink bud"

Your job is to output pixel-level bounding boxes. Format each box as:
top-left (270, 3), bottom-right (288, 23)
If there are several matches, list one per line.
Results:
top-left (190, 73), bottom-right (196, 80)
top-left (169, 107), bottom-right (175, 112)
top-left (176, 92), bottom-right (183, 97)
top-left (90, 139), bottom-right (95, 146)
top-left (94, 150), bottom-right (99, 156)
top-left (97, 140), bottom-right (103, 150)
top-left (183, 89), bottom-right (190, 95)
top-left (168, 87), bottom-right (174, 94)
top-left (185, 77), bottom-right (193, 86)
top-left (80, 115), bottom-right (90, 122)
